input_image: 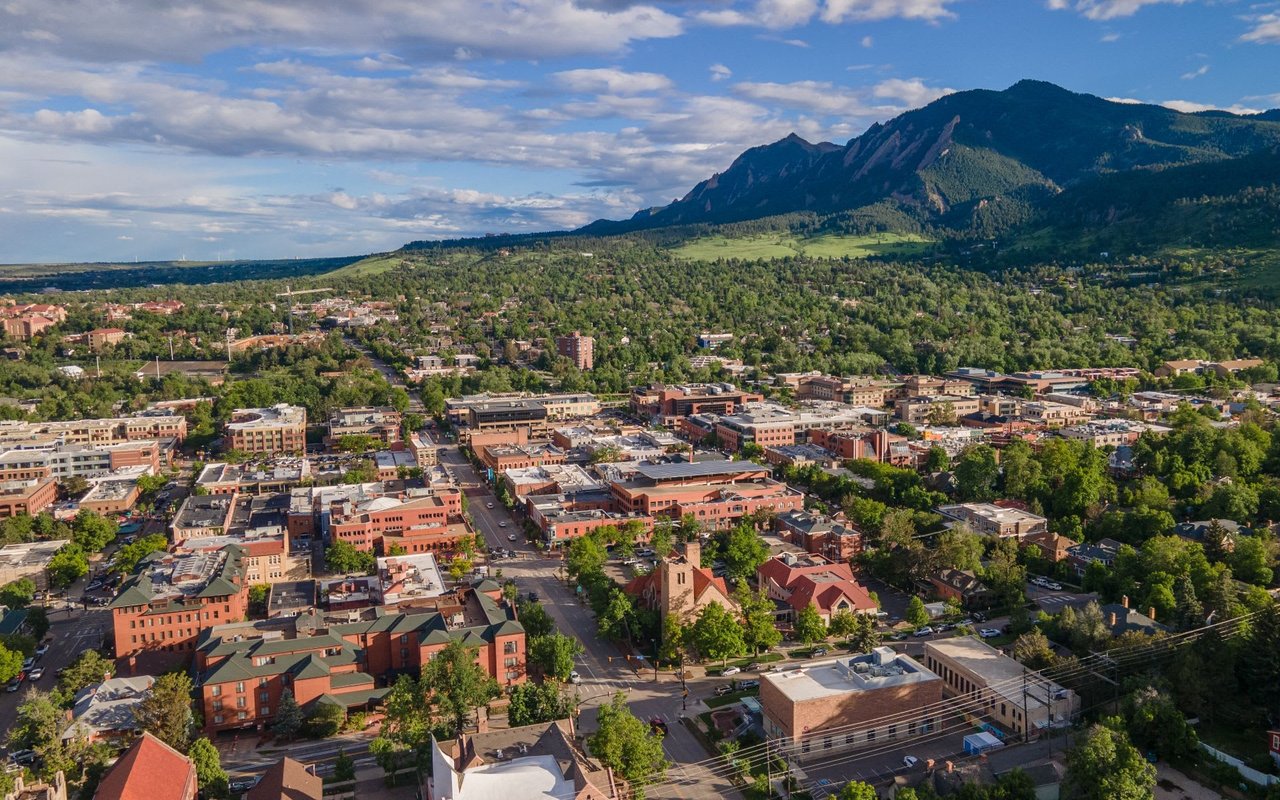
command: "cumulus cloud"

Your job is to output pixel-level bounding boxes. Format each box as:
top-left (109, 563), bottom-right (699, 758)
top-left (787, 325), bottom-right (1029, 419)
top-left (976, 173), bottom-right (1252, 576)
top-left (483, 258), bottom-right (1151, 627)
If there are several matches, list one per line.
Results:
top-left (1160, 99), bottom-right (1263, 115)
top-left (1241, 13), bottom-right (1280, 44)
top-left (696, 0), bottom-right (956, 28)
top-left (709, 63), bottom-right (733, 81)
top-left (1180, 64), bottom-right (1209, 80)
top-left (1046, 0), bottom-right (1189, 20)
top-left (554, 67), bottom-right (673, 94)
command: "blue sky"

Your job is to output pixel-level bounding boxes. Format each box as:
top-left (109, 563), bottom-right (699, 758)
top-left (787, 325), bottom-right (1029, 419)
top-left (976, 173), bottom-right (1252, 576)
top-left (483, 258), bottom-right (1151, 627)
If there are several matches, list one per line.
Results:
top-left (0, 0), bottom-right (1277, 263)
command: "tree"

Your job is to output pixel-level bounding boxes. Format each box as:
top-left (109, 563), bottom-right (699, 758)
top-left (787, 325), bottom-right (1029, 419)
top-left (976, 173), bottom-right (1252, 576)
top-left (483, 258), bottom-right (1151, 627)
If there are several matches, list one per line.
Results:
top-left (648, 525), bottom-right (675, 561)
top-left (325, 540), bottom-right (375, 574)
top-left (1122, 686), bottom-right (1199, 763)
top-left (529, 633), bottom-right (584, 682)
top-left (923, 446), bottom-right (950, 473)
top-left (984, 538), bottom-right (1028, 609)
top-left (516, 598), bottom-right (554, 638)
top-left (111, 534), bottom-right (169, 574)
top-left (188, 738), bottom-right (229, 799)
top-left (136, 672), bottom-right (195, 751)
top-left (420, 639), bottom-right (501, 734)
top-left (588, 693), bottom-right (668, 800)
top-left (303, 703), bottom-right (345, 739)
top-left (336, 434), bottom-right (379, 453)
top-left (333, 749), bottom-right (357, 782)
top-left (273, 690), bottom-right (304, 741)
top-left (1058, 603), bottom-right (1111, 653)
top-left (736, 584), bottom-right (782, 655)
top-left (0, 578), bottom-right (36, 609)
top-left (1239, 601), bottom-right (1280, 720)
top-left (24, 607), bottom-right (48, 641)
top-left (827, 609), bottom-right (859, 639)
top-left (1172, 574), bottom-right (1203, 631)
top-left (58, 650), bottom-right (115, 696)
top-left (46, 544), bottom-right (89, 587)
top-left (934, 527), bottom-right (984, 573)
top-left (955, 445), bottom-right (1000, 501)
top-left (837, 781), bottom-right (878, 800)
top-left (1229, 534), bottom-right (1275, 586)
top-left (10, 689), bottom-right (64, 758)
top-left (507, 681), bottom-right (576, 727)
top-left (566, 534), bottom-right (608, 582)
top-left (0, 642), bottom-right (22, 684)
top-left (721, 525), bottom-right (768, 581)
top-left (794, 603), bottom-right (829, 646)
top-left (690, 603), bottom-right (745, 666)
top-left (1011, 630), bottom-right (1055, 670)
top-left (70, 509), bottom-right (118, 552)
top-left (596, 588), bottom-right (638, 642)
top-left (1062, 723), bottom-right (1156, 800)
top-left (905, 596), bottom-right (930, 628)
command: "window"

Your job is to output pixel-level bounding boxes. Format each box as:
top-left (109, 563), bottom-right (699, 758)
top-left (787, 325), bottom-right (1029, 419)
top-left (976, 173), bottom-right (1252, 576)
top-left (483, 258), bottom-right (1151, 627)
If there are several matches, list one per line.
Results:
top-left (504, 641), bottom-right (517, 654)
top-left (823, 736), bottom-right (832, 750)
top-left (867, 729), bottom-right (876, 742)
top-left (212, 686), bottom-right (222, 697)
top-left (261, 707), bottom-right (270, 716)
top-left (237, 697), bottom-right (246, 709)
top-left (238, 711), bottom-right (247, 720)
top-left (802, 739), bottom-right (810, 754)
top-left (212, 701), bottom-right (223, 711)
top-left (505, 657), bottom-right (518, 667)
top-left (845, 733), bottom-right (855, 745)
top-left (236, 682), bottom-right (245, 693)
top-left (214, 715), bottom-right (224, 725)
top-left (888, 725), bottom-right (896, 739)
top-left (260, 691), bottom-right (269, 702)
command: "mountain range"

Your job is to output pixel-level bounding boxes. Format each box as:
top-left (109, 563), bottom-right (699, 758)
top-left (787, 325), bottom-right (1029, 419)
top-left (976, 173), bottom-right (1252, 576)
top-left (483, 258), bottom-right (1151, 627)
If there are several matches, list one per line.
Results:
top-left (579, 80), bottom-right (1280, 256)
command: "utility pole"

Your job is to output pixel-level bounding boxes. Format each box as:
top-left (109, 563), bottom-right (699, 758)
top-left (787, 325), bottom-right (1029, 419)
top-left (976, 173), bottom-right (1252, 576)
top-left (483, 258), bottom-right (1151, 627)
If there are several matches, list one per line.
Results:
top-left (168, 335), bottom-right (174, 360)
top-left (95, 355), bottom-right (101, 379)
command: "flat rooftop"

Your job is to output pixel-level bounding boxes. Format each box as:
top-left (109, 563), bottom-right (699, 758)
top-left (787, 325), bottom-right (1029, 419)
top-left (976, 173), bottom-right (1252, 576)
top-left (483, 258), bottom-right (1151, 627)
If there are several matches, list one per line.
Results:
top-left (763, 647), bottom-right (939, 703)
top-left (632, 460), bottom-right (764, 482)
top-left (0, 540), bottom-right (70, 568)
top-left (227, 404), bottom-right (306, 430)
top-left (938, 503), bottom-right (1047, 525)
top-left (924, 637), bottom-right (1070, 711)
top-left (173, 494), bottom-right (235, 529)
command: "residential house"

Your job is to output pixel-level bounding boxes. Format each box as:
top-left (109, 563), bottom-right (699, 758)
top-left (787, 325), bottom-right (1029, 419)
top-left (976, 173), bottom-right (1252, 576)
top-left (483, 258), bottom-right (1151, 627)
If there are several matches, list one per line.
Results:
top-left (62, 675), bottom-right (155, 745)
top-left (773, 510), bottom-right (864, 563)
top-left (756, 553), bottom-right (877, 624)
top-left (927, 569), bottom-right (995, 609)
top-left (245, 758), bottom-right (322, 800)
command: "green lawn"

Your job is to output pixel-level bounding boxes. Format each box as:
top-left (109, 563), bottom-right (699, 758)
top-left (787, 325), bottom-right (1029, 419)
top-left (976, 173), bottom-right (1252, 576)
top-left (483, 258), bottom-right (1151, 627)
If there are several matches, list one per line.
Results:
top-left (668, 232), bottom-right (935, 262)
top-left (704, 688), bottom-right (760, 709)
top-left (326, 252), bottom-right (412, 277)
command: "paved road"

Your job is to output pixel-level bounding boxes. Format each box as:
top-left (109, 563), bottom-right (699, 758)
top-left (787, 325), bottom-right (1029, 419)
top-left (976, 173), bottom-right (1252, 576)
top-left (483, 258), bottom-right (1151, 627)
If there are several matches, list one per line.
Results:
top-left (0, 603), bottom-right (111, 730)
top-left (344, 335), bottom-right (425, 414)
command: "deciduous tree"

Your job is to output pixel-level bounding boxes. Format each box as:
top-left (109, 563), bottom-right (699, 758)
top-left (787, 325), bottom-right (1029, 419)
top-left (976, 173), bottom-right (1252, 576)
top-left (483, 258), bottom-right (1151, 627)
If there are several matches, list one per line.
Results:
top-left (588, 693), bottom-right (668, 800)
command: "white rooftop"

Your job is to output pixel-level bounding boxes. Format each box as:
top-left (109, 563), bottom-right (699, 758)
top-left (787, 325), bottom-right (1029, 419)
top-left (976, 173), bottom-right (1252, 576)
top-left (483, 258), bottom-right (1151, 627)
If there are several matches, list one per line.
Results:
top-left (763, 647), bottom-right (939, 703)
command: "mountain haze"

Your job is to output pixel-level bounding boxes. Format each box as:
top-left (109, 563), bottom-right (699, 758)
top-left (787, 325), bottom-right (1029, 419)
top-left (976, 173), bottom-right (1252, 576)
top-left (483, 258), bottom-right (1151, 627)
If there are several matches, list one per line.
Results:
top-left (582, 80), bottom-right (1280, 241)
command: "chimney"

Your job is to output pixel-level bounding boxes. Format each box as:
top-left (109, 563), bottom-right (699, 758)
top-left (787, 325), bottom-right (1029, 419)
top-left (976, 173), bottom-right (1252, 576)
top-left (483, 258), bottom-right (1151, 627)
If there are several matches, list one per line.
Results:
top-left (1121, 595), bottom-right (1129, 609)
top-left (684, 539), bottom-right (700, 567)
top-left (1109, 612), bottom-right (1117, 627)
top-left (1148, 607), bottom-right (1156, 621)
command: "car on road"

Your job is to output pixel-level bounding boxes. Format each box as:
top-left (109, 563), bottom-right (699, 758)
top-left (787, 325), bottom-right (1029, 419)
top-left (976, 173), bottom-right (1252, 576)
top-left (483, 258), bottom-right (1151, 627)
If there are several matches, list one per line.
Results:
top-left (527, 591), bottom-right (539, 602)
top-left (1046, 581), bottom-right (1063, 591)
top-left (569, 671), bottom-right (582, 684)
top-left (714, 685), bottom-right (735, 697)
top-left (722, 666), bottom-right (742, 676)
top-left (8, 750), bottom-right (36, 766)
top-left (21, 657), bottom-right (33, 671)
top-left (912, 626), bottom-right (934, 637)
top-left (903, 755), bottom-right (920, 769)
top-left (507, 534), bottom-right (518, 542)
top-left (486, 502), bottom-right (495, 509)
top-left (979, 628), bottom-right (1002, 639)
top-left (970, 611), bottom-right (987, 622)
top-left (889, 632), bottom-right (908, 641)
top-left (229, 777), bottom-right (260, 793)
top-left (86, 580), bottom-right (104, 591)
top-left (735, 679), bottom-right (760, 691)
top-left (34, 643), bottom-right (49, 658)
top-left (811, 647), bottom-right (829, 657)
top-left (27, 668), bottom-right (43, 681)
top-left (649, 717), bottom-right (669, 736)
top-left (498, 521), bottom-right (508, 528)
top-left (6, 676), bottom-right (23, 692)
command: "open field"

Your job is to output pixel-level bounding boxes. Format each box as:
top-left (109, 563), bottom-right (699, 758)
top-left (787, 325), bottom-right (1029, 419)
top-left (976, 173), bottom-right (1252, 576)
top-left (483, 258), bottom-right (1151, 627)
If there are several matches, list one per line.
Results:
top-left (669, 232), bottom-right (935, 262)
top-left (325, 252), bottom-right (414, 277)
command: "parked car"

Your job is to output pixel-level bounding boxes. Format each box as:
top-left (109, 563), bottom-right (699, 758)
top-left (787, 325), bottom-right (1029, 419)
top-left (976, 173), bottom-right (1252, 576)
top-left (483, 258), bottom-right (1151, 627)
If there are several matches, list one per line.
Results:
top-left (229, 777), bottom-right (260, 793)
top-left (27, 668), bottom-right (43, 682)
top-left (722, 666), bottom-right (742, 676)
top-left (8, 750), bottom-right (36, 766)
top-left (736, 679), bottom-right (760, 691)
top-left (912, 627), bottom-right (934, 637)
top-left (890, 632), bottom-right (908, 641)
top-left (569, 671), bottom-right (582, 685)
top-left (649, 717), bottom-right (669, 736)
top-left (527, 591), bottom-right (539, 602)
top-left (714, 685), bottom-right (735, 697)
top-left (811, 648), bottom-right (829, 657)
top-left (6, 676), bottom-right (23, 692)
top-left (21, 658), bottom-right (33, 671)
top-left (507, 534), bottom-right (518, 542)
top-left (1046, 582), bottom-right (1063, 591)
top-left (34, 643), bottom-right (49, 658)
top-left (903, 755), bottom-right (920, 769)
top-left (979, 628), bottom-right (1002, 639)
top-left (970, 611), bottom-right (987, 622)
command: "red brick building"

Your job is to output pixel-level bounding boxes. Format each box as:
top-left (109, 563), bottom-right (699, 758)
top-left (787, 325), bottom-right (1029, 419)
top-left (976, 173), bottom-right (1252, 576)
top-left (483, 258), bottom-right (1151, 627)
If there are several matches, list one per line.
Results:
top-left (0, 478), bottom-right (58, 518)
top-left (609, 461), bottom-right (803, 528)
top-left (93, 732), bottom-right (198, 800)
top-left (629, 384), bottom-right (763, 425)
top-left (757, 553), bottom-right (878, 624)
top-left (109, 545), bottom-right (251, 667)
top-left (327, 488), bottom-right (465, 554)
top-left (556, 331), bottom-right (594, 371)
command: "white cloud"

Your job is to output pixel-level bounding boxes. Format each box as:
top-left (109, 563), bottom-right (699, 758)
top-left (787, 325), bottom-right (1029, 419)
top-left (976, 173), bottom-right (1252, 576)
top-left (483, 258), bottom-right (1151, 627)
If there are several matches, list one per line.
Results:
top-left (821, 0), bottom-right (956, 23)
top-left (696, 0), bottom-right (956, 28)
top-left (1100, 31), bottom-right (1121, 41)
top-left (1180, 64), bottom-right (1209, 80)
top-left (872, 77), bottom-right (954, 106)
top-left (1046, 0), bottom-right (1189, 20)
top-left (861, 35), bottom-right (874, 47)
top-left (554, 67), bottom-right (673, 94)
top-left (1105, 96), bottom-right (1145, 104)
top-left (709, 63), bottom-right (732, 82)
top-left (1241, 13), bottom-right (1280, 44)
top-left (1160, 99), bottom-right (1263, 115)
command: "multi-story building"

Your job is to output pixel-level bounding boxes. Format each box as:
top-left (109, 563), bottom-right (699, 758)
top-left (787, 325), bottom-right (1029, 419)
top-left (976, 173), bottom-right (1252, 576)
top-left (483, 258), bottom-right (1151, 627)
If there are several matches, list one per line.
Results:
top-left (174, 494), bottom-right (305, 585)
top-left (0, 412), bottom-right (187, 448)
top-left (478, 443), bottom-right (567, 472)
top-left (0, 303), bottom-right (65, 341)
top-left (625, 541), bottom-right (734, 631)
top-left (86, 328), bottom-right (129, 350)
top-left (609, 460), bottom-right (803, 527)
top-left (226, 405), bottom-right (307, 455)
top-left (628, 384), bottom-right (763, 426)
top-left (77, 474), bottom-right (144, 515)
top-left (0, 478), bottom-right (58, 518)
top-left (774, 510), bottom-right (864, 563)
top-left (0, 440), bottom-right (163, 483)
top-left (194, 459), bottom-right (316, 496)
top-left (897, 395), bottom-right (982, 425)
top-left (327, 487), bottom-right (465, 555)
top-left (757, 553), bottom-right (877, 624)
top-left (760, 648), bottom-right (944, 759)
top-left (92, 732), bottom-right (198, 800)
top-left (555, 332), bottom-right (594, 371)
top-left (195, 588), bottom-right (525, 733)
top-left (806, 428), bottom-right (899, 462)
top-left (937, 503), bottom-right (1048, 540)
top-left (171, 493), bottom-right (239, 543)
top-left (62, 675), bottom-right (155, 745)
top-left (109, 545), bottom-right (251, 666)
top-left (461, 399), bottom-right (549, 444)
top-left (0, 540), bottom-right (71, 590)
top-left (326, 407), bottom-right (402, 448)
top-left (375, 553), bottom-right (447, 605)
top-left (922, 638), bottom-right (1078, 738)
top-left (502, 463), bottom-right (603, 501)
top-left (427, 720), bottom-right (624, 800)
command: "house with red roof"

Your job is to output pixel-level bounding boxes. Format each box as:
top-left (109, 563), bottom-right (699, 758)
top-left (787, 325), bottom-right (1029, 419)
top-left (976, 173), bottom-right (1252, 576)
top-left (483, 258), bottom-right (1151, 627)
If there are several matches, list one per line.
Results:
top-left (624, 540), bottom-right (736, 634)
top-left (757, 553), bottom-right (877, 624)
top-left (92, 732), bottom-right (198, 800)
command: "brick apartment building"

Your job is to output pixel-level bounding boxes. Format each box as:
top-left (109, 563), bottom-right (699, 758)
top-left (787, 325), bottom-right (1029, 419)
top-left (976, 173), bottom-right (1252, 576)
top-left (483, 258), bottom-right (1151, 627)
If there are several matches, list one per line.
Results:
top-left (628, 383), bottom-right (763, 425)
top-left (109, 545), bottom-right (251, 666)
top-left (555, 332), bottom-right (594, 371)
top-left (774, 510), bottom-right (864, 563)
top-left (609, 460), bottom-right (803, 528)
top-left (326, 406), bottom-right (403, 447)
top-left (757, 553), bottom-right (878, 625)
top-left (0, 478), bottom-right (58, 518)
top-left (760, 648), bottom-right (943, 760)
top-left (196, 589), bottom-right (525, 733)
top-left (327, 487), bottom-right (465, 554)
top-left (225, 404), bottom-right (307, 455)
top-left (0, 440), bottom-right (163, 483)
top-left (0, 412), bottom-right (187, 448)
top-left (478, 443), bottom-right (567, 472)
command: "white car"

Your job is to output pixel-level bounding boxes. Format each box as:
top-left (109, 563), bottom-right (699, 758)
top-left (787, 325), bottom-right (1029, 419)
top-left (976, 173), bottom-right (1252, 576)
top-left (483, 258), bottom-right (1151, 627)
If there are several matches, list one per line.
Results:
top-left (903, 755), bottom-right (920, 769)
top-left (498, 521), bottom-right (508, 528)
top-left (1046, 582), bottom-right (1063, 591)
top-left (722, 666), bottom-right (742, 676)
top-left (27, 667), bottom-right (44, 681)
top-left (486, 502), bottom-right (495, 509)
top-left (912, 627), bottom-right (934, 637)
top-left (569, 671), bottom-right (582, 684)
top-left (507, 534), bottom-right (518, 542)
top-left (979, 628), bottom-right (1002, 639)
